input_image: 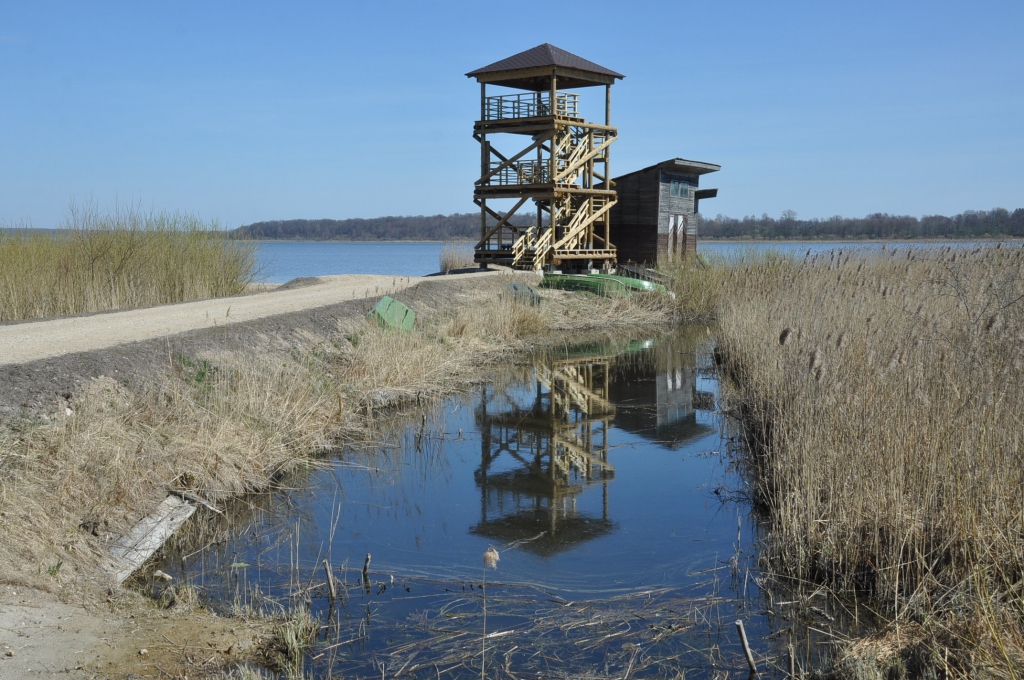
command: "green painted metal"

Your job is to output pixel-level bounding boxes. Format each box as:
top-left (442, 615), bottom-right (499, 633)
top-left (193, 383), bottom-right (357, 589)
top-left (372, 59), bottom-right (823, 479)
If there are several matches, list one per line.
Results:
top-left (368, 296), bottom-right (416, 331)
top-left (586, 273), bottom-right (669, 294)
top-left (539, 273), bottom-right (669, 297)
top-left (538, 274), bottom-right (629, 297)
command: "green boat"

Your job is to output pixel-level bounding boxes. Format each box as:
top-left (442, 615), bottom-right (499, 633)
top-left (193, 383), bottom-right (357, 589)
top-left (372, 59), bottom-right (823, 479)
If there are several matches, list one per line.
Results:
top-left (539, 274), bottom-right (629, 297)
top-left (539, 273), bottom-right (668, 297)
top-left (586, 273), bottom-right (668, 294)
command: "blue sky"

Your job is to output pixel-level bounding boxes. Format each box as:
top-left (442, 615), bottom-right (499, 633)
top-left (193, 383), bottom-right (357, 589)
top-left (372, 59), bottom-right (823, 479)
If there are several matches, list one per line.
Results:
top-left (1, 1), bottom-right (1022, 228)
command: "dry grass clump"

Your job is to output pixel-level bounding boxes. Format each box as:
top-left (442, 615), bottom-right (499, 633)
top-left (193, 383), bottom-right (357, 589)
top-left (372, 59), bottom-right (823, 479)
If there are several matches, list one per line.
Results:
top-left (439, 240), bottom-right (475, 273)
top-left (0, 351), bottom-right (341, 588)
top-left (660, 248), bottom-right (788, 320)
top-left (0, 273), bottom-right (678, 592)
top-left (256, 604), bottom-right (317, 678)
top-left (662, 258), bottom-right (726, 319)
top-left (0, 202), bottom-right (256, 321)
top-left (715, 244), bottom-right (1024, 674)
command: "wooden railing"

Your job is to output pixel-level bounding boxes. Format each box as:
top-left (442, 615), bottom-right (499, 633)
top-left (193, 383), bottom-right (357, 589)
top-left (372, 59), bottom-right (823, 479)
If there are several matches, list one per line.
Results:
top-left (488, 160), bottom-right (550, 186)
top-left (483, 92), bottom-right (579, 121)
top-left (510, 227), bottom-right (553, 270)
top-left (511, 227), bottom-right (535, 266)
top-left (552, 198), bottom-right (613, 252)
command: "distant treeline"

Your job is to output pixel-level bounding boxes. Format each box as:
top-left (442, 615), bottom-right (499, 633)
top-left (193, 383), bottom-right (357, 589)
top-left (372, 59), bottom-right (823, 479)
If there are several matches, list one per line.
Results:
top-left (229, 208), bottom-right (1024, 241)
top-left (231, 213), bottom-right (533, 241)
top-left (698, 208), bottom-right (1024, 240)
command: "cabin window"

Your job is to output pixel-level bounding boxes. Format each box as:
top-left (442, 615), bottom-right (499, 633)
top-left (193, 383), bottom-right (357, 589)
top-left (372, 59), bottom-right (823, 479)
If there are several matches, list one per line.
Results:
top-left (669, 180), bottom-right (689, 198)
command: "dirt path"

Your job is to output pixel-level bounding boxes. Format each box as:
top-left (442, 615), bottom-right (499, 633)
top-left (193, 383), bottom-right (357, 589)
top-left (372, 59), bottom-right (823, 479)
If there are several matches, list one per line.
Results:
top-left (0, 272), bottom-right (494, 367)
top-left (1, 586), bottom-right (265, 678)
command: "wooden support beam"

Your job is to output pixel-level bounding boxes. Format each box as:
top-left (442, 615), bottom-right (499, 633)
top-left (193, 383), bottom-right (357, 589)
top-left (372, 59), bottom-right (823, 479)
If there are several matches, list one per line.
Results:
top-left (605, 84), bottom-right (611, 127)
top-left (475, 132), bottom-right (553, 186)
top-left (474, 196), bottom-right (531, 248)
top-left (487, 145), bottom-right (510, 164)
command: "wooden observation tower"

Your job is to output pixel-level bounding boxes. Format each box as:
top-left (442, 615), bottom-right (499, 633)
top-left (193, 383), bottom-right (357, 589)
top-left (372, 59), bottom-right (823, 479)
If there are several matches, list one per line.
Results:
top-left (467, 44), bottom-right (624, 271)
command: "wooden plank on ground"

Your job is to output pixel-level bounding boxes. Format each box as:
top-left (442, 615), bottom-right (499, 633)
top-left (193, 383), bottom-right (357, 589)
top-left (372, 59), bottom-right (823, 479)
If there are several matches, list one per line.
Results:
top-left (108, 495), bottom-right (196, 584)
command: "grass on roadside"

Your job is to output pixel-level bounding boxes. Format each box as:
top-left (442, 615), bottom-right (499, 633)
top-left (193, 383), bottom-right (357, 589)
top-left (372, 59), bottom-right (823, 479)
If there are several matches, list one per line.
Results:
top-left (0, 203), bottom-right (256, 322)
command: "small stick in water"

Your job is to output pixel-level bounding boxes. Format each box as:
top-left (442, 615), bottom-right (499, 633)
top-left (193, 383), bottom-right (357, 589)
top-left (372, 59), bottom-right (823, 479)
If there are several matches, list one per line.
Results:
top-left (362, 553), bottom-right (372, 582)
top-left (323, 559), bottom-right (336, 600)
top-left (736, 619), bottom-right (757, 674)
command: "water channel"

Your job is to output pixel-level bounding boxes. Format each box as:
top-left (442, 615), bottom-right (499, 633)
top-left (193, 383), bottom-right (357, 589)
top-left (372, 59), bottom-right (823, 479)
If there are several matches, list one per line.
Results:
top-left (155, 326), bottom-right (834, 678)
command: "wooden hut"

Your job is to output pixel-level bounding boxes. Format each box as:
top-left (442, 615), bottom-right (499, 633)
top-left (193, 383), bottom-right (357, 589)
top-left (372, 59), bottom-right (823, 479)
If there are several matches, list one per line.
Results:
top-left (608, 158), bottom-right (720, 266)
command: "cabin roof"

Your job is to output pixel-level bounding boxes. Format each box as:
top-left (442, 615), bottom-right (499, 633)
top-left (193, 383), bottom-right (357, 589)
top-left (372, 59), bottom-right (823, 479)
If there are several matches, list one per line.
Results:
top-left (466, 43), bottom-right (624, 90)
top-left (616, 158), bottom-right (722, 181)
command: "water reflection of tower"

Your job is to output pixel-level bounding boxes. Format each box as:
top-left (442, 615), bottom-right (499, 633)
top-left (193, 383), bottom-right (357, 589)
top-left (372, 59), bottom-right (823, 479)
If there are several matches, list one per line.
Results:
top-left (472, 354), bottom-right (616, 556)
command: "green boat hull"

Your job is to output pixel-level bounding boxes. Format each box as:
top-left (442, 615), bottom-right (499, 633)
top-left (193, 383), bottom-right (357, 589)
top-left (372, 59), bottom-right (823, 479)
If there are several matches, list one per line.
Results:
top-left (539, 273), bottom-right (668, 297)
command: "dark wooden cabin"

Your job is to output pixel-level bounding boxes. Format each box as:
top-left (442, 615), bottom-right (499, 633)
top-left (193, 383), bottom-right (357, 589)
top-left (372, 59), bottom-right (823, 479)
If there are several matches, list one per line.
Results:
top-left (608, 158), bottom-right (720, 266)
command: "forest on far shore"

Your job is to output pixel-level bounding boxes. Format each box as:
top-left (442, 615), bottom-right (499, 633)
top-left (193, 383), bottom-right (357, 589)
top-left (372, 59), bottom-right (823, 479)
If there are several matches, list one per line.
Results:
top-left (230, 207), bottom-right (1024, 241)
top-left (697, 207), bottom-right (1024, 240)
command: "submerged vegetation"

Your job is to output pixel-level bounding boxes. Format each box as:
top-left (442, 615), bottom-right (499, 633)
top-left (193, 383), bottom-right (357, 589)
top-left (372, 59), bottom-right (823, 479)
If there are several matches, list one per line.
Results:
top-left (693, 244), bottom-right (1024, 676)
top-left (0, 203), bottom-right (256, 322)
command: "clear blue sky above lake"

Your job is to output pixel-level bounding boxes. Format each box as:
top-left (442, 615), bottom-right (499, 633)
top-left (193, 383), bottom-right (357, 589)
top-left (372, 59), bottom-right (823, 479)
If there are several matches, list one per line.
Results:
top-left (2, 1), bottom-right (1022, 228)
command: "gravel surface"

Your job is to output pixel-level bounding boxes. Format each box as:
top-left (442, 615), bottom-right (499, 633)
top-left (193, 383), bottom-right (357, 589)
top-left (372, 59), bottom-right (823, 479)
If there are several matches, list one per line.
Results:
top-left (0, 271), bottom-right (497, 422)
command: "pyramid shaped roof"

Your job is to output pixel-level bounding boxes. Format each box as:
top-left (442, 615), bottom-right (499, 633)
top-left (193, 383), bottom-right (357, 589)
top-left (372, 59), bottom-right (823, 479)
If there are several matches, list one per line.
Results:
top-left (467, 43), bottom-right (623, 90)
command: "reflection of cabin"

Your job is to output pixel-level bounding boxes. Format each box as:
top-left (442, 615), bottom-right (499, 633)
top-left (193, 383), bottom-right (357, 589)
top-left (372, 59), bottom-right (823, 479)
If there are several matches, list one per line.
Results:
top-left (608, 158), bottom-right (720, 266)
top-left (607, 338), bottom-right (714, 448)
top-left (470, 335), bottom-right (716, 554)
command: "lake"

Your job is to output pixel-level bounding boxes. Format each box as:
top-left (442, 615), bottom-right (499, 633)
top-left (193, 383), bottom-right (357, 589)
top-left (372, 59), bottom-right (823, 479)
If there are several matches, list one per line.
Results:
top-left (254, 240), bottom-right (969, 283)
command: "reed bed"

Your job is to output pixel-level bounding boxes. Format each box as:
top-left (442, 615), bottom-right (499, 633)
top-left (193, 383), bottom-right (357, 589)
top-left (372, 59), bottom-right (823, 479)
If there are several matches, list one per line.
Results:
top-left (713, 244), bottom-right (1024, 674)
top-left (0, 204), bottom-right (256, 321)
top-left (439, 240), bottom-right (476, 274)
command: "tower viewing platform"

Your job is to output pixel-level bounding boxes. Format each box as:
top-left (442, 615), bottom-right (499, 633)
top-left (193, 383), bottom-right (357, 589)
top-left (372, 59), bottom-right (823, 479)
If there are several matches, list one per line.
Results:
top-left (467, 44), bottom-right (624, 271)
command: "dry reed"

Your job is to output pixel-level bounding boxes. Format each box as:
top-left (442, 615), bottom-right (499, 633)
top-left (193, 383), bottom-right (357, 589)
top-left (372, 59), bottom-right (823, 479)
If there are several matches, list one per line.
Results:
top-left (712, 244), bottom-right (1024, 675)
top-left (439, 240), bottom-right (476, 274)
top-left (0, 202), bottom-right (256, 321)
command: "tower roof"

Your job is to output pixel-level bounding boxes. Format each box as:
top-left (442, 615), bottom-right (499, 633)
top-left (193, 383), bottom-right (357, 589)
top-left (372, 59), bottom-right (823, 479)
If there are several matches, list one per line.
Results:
top-left (467, 43), bottom-right (624, 90)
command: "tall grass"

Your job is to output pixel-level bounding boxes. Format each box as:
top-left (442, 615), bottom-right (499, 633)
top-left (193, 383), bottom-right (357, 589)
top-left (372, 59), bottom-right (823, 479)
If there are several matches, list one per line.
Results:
top-left (0, 203), bottom-right (256, 322)
top-left (439, 240), bottom-right (475, 274)
top-left (713, 245), bottom-right (1024, 673)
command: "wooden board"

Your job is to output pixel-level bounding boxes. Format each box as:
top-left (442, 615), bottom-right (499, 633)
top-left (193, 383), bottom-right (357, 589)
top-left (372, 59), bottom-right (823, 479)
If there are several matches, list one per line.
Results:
top-left (108, 495), bottom-right (196, 584)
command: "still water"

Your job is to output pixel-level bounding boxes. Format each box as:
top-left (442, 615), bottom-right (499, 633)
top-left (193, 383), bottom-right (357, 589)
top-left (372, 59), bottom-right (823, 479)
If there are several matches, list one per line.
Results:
top-left (254, 239), bottom-right (959, 283)
top-left (157, 328), bottom-right (785, 678)
top-left (256, 242), bottom-right (445, 282)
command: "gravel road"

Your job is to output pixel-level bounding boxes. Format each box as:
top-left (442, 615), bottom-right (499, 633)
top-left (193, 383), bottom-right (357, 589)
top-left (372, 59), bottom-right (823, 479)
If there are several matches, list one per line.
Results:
top-left (0, 273), bottom-right (491, 367)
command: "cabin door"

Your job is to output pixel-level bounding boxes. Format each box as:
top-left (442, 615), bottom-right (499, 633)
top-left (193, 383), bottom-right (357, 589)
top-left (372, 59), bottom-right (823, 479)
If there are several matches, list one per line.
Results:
top-left (668, 214), bottom-right (684, 260)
